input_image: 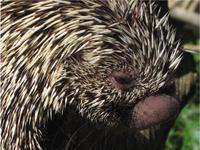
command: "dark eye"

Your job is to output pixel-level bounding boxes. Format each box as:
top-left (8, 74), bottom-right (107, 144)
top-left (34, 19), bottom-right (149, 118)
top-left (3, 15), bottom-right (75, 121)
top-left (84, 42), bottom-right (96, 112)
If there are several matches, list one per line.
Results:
top-left (114, 76), bottom-right (132, 85)
top-left (109, 71), bottom-right (136, 91)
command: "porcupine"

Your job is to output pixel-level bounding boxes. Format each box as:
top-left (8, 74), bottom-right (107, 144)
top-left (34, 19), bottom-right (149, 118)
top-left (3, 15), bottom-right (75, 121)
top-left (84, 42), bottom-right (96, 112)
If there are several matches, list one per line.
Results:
top-left (0, 0), bottom-right (183, 150)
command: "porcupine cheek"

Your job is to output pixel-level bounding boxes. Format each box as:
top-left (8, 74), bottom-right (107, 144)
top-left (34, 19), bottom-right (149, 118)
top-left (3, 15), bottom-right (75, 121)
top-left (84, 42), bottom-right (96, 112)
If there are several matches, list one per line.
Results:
top-left (131, 95), bottom-right (180, 130)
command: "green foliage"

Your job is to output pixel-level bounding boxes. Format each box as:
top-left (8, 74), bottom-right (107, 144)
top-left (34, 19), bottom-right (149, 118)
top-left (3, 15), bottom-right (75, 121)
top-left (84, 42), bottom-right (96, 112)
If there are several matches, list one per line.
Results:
top-left (193, 53), bottom-right (200, 74)
top-left (166, 104), bottom-right (200, 150)
top-left (166, 45), bottom-right (200, 150)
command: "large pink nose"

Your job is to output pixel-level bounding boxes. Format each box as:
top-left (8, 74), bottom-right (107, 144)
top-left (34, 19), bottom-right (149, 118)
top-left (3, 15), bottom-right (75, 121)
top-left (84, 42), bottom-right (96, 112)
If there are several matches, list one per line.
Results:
top-left (109, 70), bottom-right (136, 91)
top-left (132, 95), bottom-right (180, 130)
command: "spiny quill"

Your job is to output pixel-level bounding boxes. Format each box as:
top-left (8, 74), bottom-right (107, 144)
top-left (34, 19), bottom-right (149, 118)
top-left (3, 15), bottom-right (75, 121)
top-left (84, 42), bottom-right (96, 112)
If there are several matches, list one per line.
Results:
top-left (1, 0), bottom-right (182, 150)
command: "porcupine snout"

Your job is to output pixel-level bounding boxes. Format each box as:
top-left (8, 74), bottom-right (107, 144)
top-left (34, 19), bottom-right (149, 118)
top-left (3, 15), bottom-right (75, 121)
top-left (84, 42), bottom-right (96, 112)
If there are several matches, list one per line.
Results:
top-left (109, 69), bottom-right (180, 130)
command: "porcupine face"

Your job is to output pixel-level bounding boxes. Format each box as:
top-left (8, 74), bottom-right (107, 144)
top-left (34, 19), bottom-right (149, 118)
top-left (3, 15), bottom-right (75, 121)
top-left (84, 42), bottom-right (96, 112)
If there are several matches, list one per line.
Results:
top-left (63, 1), bottom-right (182, 128)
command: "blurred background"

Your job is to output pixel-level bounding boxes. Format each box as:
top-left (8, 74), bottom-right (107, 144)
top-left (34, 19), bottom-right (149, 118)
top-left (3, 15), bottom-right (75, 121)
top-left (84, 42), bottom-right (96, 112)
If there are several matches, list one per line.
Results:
top-left (156, 0), bottom-right (200, 150)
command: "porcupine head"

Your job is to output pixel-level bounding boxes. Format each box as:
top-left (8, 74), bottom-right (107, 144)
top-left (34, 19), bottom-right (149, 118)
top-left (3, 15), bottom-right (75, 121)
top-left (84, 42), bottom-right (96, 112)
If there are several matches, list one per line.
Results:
top-left (1, 0), bottom-right (182, 149)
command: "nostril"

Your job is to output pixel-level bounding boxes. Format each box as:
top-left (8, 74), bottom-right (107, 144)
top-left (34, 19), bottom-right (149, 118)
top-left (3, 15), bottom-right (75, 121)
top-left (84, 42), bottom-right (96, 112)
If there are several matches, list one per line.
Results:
top-left (109, 70), bottom-right (135, 91)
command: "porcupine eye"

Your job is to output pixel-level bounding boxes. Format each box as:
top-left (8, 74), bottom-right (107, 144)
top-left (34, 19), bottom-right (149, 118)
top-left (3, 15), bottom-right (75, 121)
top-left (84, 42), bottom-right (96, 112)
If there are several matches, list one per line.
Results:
top-left (110, 70), bottom-right (136, 91)
top-left (115, 76), bottom-right (131, 85)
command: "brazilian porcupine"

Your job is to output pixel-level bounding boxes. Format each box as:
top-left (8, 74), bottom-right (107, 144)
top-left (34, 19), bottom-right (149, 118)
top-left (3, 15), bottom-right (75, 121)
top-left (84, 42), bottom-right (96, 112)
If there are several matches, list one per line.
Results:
top-left (1, 0), bottom-right (183, 150)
